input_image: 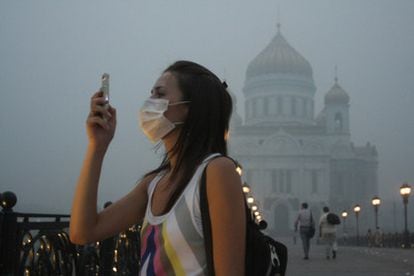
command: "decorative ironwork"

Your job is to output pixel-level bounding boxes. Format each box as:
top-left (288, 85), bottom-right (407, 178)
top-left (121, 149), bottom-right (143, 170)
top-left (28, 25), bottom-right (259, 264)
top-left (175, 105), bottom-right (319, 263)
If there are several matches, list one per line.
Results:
top-left (339, 232), bottom-right (414, 248)
top-left (0, 191), bottom-right (141, 276)
top-left (19, 230), bottom-right (76, 275)
top-left (111, 225), bottom-right (141, 275)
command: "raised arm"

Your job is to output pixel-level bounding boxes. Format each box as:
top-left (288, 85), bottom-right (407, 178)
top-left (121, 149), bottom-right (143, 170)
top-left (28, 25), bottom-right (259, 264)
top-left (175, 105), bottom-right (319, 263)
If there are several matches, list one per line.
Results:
top-left (69, 91), bottom-right (149, 245)
top-left (69, 149), bottom-right (151, 244)
top-left (206, 157), bottom-right (246, 276)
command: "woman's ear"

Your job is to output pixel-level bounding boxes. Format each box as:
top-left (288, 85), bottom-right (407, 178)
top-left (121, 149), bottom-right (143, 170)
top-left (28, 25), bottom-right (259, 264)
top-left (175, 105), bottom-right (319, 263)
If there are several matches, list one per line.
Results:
top-left (178, 103), bottom-right (190, 122)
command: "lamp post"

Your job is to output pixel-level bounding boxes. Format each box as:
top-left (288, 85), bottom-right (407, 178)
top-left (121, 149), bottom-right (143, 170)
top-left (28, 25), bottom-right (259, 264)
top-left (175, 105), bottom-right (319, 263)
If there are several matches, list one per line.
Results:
top-left (341, 210), bottom-right (348, 234)
top-left (371, 196), bottom-right (381, 229)
top-left (400, 183), bottom-right (412, 248)
top-left (341, 210), bottom-right (348, 244)
top-left (353, 205), bottom-right (361, 245)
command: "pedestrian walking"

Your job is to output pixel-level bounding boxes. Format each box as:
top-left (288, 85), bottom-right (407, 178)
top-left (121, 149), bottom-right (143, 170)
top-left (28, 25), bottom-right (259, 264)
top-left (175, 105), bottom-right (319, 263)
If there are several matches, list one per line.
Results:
top-left (319, 206), bottom-right (338, 260)
top-left (69, 60), bottom-right (246, 275)
top-left (294, 202), bottom-right (315, 260)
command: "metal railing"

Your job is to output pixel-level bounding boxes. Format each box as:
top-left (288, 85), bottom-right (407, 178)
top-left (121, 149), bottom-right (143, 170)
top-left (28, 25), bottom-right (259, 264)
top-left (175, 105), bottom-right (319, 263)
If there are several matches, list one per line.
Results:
top-left (338, 232), bottom-right (414, 249)
top-left (0, 191), bottom-right (140, 276)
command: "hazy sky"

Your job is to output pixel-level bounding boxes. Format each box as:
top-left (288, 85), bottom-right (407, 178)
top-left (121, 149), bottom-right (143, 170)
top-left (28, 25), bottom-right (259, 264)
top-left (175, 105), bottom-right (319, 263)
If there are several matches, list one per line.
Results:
top-left (1, 0), bottom-right (413, 213)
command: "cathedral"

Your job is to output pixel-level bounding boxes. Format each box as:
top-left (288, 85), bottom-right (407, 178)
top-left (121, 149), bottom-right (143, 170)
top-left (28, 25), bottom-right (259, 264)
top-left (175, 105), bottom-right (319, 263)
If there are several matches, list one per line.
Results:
top-left (229, 25), bottom-right (378, 235)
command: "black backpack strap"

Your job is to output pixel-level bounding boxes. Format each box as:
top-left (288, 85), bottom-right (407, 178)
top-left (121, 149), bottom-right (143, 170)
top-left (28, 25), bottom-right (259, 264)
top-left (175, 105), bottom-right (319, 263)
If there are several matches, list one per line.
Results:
top-left (200, 165), bottom-right (215, 276)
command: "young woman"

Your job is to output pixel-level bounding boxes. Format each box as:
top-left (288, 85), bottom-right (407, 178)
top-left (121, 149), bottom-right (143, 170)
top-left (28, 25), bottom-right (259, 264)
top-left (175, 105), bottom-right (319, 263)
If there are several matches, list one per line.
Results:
top-left (69, 61), bottom-right (246, 275)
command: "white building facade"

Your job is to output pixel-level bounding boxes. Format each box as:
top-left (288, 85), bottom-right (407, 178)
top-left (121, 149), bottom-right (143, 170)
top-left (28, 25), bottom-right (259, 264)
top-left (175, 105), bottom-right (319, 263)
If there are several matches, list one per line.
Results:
top-left (229, 25), bottom-right (378, 235)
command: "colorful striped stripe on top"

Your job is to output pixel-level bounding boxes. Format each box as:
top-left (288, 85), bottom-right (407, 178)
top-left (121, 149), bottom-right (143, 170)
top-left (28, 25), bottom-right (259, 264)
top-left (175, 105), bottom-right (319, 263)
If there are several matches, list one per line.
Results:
top-left (140, 154), bottom-right (219, 276)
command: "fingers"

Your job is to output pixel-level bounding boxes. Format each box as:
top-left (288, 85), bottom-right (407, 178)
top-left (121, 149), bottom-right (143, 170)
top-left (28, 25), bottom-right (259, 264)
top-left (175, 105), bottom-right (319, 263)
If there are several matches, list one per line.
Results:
top-left (87, 115), bottom-right (110, 130)
top-left (105, 105), bottom-right (117, 126)
top-left (91, 90), bottom-right (104, 99)
top-left (91, 92), bottom-right (108, 108)
top-left (90, 91), bottom-right (111, 120)
top-left (87, 91), bottom-right (117, 131)
top-left (91, 104), bottom-right (112, 120)
top-left (88, 104), bottom-right (116, 127)
top-left (108, 106), bottom-right (117, 122)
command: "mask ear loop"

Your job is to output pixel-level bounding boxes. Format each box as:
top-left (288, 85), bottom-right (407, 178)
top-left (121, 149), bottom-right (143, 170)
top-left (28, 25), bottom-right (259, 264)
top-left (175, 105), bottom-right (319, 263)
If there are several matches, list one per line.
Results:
top-left (168, 101), bottom-right (190, 125)
top-left (153, 140), bottom-right (164, 155)
top-left (168, 100), bottom-right (191, 106)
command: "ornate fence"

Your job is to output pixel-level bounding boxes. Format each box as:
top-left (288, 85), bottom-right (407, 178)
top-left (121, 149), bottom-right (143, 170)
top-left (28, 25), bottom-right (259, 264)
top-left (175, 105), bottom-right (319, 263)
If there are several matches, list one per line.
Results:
top-left (2, 190), bottom-right (412, 274)
top-left (337, 232), bottom-right (414, 248)
top-left (0, 191), bottom-right (140, 276)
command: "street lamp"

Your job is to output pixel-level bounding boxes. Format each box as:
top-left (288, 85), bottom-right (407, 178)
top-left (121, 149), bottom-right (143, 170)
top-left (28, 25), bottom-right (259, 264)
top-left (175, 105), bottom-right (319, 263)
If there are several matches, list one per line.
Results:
top-left (353, 205), bottom-right (361, 245)
top-left (235, 163), bottom-right (243, 176)
top-left (247, 196), bottom-right (254, 204)
top-left (341, 210), bottom-right (348, 234)
top-left (400, 183), bottom-right (412, 248)
top-left (242, 183), bottom-right (250, 194)
top-left (371, 196), bottom-right (381, 229)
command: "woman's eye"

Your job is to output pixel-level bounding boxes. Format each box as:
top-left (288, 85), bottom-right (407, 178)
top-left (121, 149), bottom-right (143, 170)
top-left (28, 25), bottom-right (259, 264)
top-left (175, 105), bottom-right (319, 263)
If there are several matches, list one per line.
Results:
top-left (150, 87), bottom-right (166, 98)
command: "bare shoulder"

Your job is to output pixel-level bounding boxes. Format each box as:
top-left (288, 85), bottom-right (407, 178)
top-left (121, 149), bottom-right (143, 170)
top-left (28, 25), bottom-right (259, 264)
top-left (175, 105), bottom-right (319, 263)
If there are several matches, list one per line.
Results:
top-left (207, 156), bottom-right (237, 175)
top-left (206, 156), bottom-right (241, 192)
top-left (139, 172), bottom-right (158, 189)
top-left (205, 156), bottom-right (246, 275)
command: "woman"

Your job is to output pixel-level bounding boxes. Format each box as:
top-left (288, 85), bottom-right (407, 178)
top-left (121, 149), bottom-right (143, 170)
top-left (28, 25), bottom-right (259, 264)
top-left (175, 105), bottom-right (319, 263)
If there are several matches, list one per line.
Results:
top-left (70, 60), bottom-right (246, 275)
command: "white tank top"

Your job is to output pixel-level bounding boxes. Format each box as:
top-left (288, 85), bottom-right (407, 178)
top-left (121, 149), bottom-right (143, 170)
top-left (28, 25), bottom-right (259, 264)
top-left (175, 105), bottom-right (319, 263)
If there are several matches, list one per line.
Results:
top-left (140, 154), bottom-right (220, 276)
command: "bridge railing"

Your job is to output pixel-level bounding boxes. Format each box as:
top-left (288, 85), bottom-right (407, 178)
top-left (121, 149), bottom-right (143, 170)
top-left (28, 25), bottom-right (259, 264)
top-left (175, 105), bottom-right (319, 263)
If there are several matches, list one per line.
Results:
top-left (337, 232), bottom-right (414, 249)
top-left (0, 191), bottom-right (140, 276)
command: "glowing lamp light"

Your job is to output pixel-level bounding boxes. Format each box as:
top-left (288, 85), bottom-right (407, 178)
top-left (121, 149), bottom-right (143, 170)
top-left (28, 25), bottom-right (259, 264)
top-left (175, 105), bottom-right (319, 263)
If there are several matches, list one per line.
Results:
top-left (371, 196), bottom-right (381, 206)
top-left (400, 183), bottom-right (412, 197)
top-left (247, 196), bottom-right (254, 204)
top-left (242, 184), bottom-right (250, 194)
top-left (236, 166), bottom-right (242, 176)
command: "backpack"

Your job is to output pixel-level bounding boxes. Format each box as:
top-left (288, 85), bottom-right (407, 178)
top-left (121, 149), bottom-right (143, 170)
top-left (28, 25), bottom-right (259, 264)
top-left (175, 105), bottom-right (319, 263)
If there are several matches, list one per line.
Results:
top-left (200, 163), bottom-right (288, 276)
top-left (327, 213), bottom-right (341, 225)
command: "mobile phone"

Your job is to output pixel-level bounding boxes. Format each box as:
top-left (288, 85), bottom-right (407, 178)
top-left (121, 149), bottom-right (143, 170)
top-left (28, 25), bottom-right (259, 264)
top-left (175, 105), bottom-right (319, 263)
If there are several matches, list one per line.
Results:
top-left (101, 73), bottom-right (110, 109)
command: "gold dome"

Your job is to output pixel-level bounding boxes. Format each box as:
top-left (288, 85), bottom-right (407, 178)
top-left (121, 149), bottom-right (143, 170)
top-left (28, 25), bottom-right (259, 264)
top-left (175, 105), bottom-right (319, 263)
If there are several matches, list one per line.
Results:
top-left (246, 26), bottom-right (313, 80)
top-left (325, 80), bottom-right (350, 104)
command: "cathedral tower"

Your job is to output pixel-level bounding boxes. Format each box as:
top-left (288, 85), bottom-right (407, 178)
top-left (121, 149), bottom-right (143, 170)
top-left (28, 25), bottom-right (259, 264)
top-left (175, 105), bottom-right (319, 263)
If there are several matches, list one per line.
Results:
top-left (243, 24), bottom-right (316, 126)
top-left (324, 76), bottom-right (350, 136)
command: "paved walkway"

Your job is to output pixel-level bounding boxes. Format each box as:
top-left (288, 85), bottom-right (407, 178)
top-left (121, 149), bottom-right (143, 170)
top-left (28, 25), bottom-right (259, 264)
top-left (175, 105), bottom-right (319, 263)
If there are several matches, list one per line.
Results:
top-left (281, 237), bottom-right (414, 275)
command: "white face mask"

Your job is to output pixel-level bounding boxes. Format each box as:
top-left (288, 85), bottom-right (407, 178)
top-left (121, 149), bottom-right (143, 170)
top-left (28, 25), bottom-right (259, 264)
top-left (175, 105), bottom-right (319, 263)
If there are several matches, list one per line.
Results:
top-left (139, 98), bottom-right (190, 143)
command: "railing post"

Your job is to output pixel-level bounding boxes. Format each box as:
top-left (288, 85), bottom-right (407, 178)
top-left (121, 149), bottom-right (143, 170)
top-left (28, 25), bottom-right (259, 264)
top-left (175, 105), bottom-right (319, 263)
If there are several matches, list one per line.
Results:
top-left (100, 201), bottom-right (115, 276)
top-left (100, 236), bottom-right (115, 276)
top-left (0, 191), bottom-right (19, 275)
